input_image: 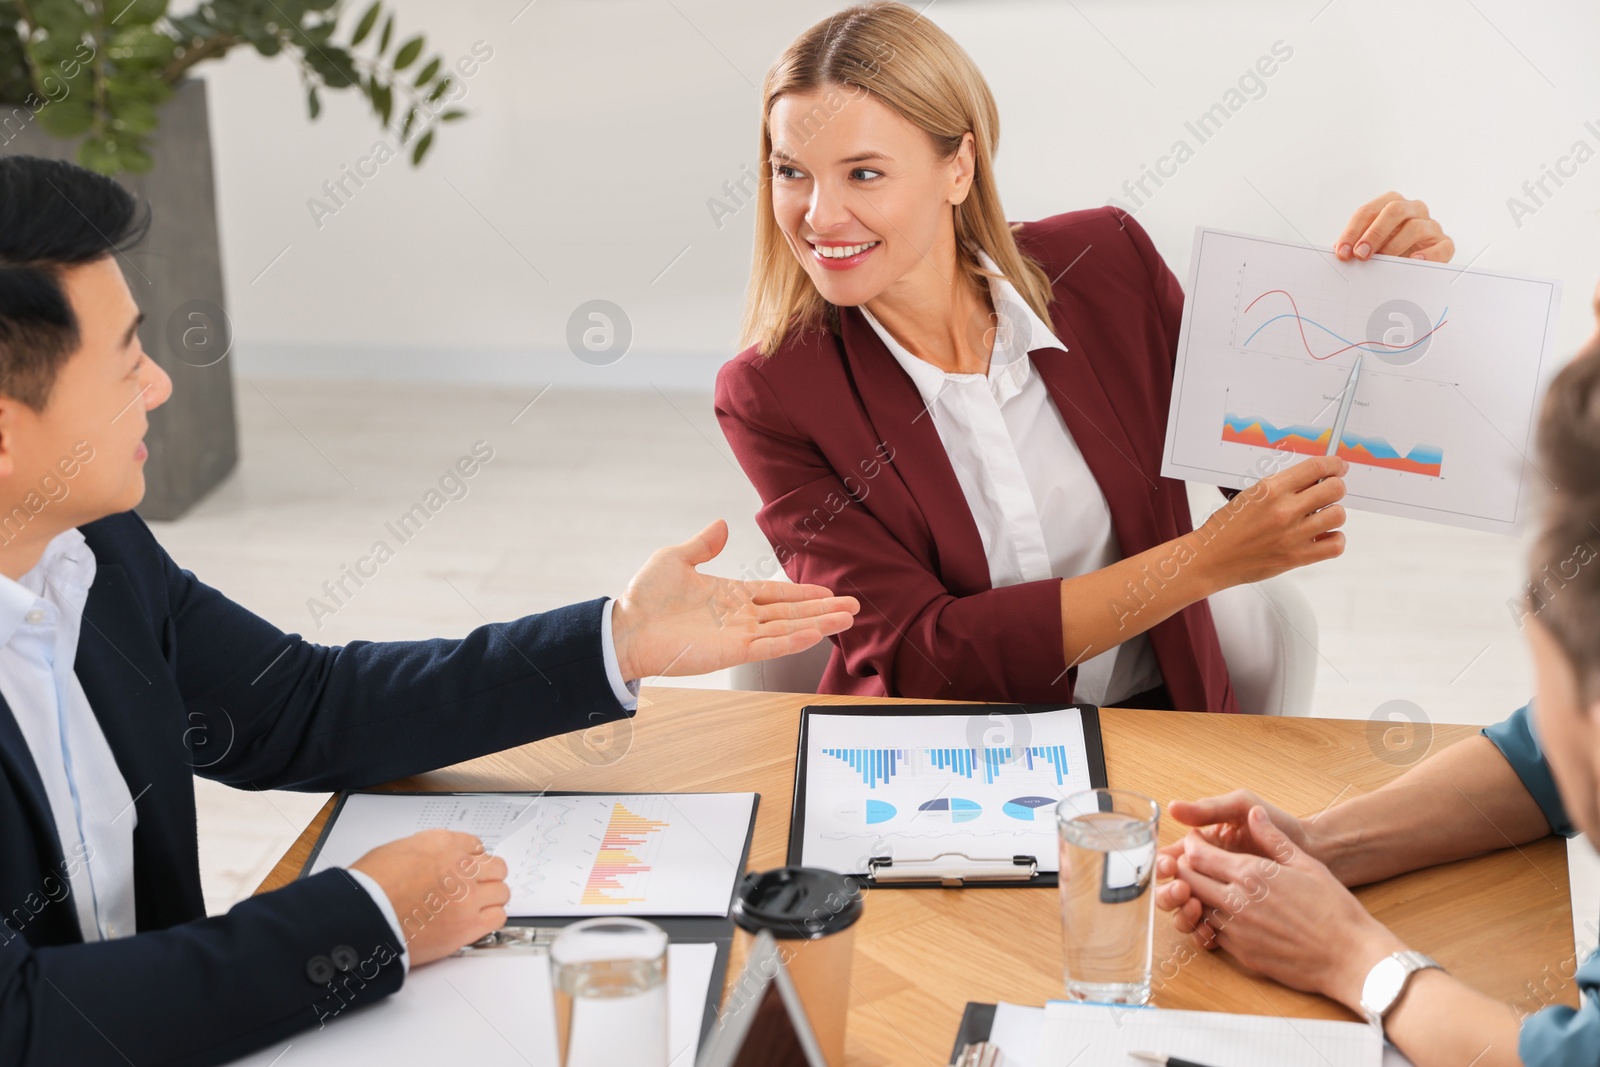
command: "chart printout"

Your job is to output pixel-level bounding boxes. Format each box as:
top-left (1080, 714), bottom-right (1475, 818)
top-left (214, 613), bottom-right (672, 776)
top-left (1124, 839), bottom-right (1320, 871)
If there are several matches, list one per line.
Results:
top-left (308, 792), bottom-right (755, 917)
top-left (801, 709), bottom-right (1093, 875)
top-left (1161, 228), bottom-right (1561, 534)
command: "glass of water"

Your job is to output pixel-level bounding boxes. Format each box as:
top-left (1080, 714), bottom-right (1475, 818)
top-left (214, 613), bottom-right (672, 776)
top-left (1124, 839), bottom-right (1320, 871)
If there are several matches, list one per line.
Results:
top-left (550, 917), bottom-right (669, 1067)
top-left (1056, 789), bottom-right (1160, 1005)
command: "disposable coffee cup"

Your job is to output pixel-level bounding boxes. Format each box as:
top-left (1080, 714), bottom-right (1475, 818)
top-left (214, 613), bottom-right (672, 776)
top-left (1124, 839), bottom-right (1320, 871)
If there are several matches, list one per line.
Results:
top-left (731, 866), bottom-right (863, 1066)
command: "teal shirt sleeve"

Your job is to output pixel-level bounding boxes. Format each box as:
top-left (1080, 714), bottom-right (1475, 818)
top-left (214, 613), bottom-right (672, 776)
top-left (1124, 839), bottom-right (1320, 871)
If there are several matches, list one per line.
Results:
top-left (1520, 950), bottom-right (1600, 1066)
top-left (1482, 704), bottom-right (1600, 1064)
top-left (1481, 701), bottom-right (1576, 838)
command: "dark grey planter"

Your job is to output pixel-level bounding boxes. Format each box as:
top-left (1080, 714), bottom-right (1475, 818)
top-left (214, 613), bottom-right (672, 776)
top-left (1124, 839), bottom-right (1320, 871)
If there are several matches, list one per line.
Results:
top-left (0, 78), bottom-right (238, 521)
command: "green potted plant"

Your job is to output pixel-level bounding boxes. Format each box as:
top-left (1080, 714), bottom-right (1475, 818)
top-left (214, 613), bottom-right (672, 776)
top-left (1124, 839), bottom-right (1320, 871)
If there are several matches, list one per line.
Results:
top-left (2, 0), bottom-right (464, 173)
top-left (0, 1), bottom-right (469, 519)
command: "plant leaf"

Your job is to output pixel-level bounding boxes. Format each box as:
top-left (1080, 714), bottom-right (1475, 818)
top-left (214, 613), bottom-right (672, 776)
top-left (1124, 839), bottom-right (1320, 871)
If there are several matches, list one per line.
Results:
top-left (410, 128), bottom-right (434, 165)
top-left (306, 45), bottom-right (359, 87)
top-left (378, 14), bottom-right (393, 54)
top-left (392, 35), bottom-right (422, 70)
top-left (35, 97), bottom-right (94, 138)
top-left (439, 109), bottom-right (465, 122)
top-left (349, 1), bottom-right (381, 46)
top-left (379, 82), bottom-right (394, 125)
top-left (109, 97), bottom-right (159, 135)
top-left (108, 24), bottom-right (181, 65)
top-left (76, 137), bottom-right (124, 175)
top-left (412, 56), bottom-right (439, 87)
top-left (307, 85), bottom-right (321, 118)
top-left (105, 0), bottom-right (168, 27)
top-left (244, 28), bottom-right (282, 56)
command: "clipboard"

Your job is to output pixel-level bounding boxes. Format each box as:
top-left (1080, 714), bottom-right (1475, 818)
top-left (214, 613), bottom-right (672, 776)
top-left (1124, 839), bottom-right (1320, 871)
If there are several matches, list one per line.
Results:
top-left (948, 1002), bottom-right (999, 1065)
top-left (297, 789), bottom-right (759, 1050)
top-left (788, 703), bottom-right (1108, 888)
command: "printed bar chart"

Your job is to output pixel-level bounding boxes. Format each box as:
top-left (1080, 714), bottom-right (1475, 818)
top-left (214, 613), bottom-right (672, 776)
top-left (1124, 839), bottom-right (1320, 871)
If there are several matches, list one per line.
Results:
top-left (822, 747), bottom-right (908, 788)
top-left (580, 802), bottom-right (668, 906)
top-left (824, 745), bottom-right (1076, 788)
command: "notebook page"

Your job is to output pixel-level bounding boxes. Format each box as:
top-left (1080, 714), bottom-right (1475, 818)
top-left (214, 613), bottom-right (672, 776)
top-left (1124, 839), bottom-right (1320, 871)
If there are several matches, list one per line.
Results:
top-left (1039, 1002), bottom-right (1382, 1067)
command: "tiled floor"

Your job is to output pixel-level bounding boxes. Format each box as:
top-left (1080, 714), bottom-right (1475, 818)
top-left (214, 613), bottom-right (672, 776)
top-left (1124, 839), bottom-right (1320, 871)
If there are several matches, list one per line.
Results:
top-left (151, 376), bottom-right (1597, 957)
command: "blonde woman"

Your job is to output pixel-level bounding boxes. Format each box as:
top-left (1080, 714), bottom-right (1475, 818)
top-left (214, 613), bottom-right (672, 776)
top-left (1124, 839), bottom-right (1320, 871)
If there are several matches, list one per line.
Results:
top-left (714, 2), bottom-right (1454, 709)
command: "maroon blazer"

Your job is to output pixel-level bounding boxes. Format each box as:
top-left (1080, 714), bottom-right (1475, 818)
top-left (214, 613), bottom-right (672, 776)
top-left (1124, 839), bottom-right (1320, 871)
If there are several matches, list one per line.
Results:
top-left (714, 205), bottom-right (1237, 713)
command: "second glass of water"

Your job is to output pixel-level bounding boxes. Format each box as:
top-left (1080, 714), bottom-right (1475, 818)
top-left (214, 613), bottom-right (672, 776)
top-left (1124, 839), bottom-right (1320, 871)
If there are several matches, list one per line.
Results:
top-left (550, 917), bottom-right (669, 1067)
top-left (1056, 789), bottom-right (1159, 1005)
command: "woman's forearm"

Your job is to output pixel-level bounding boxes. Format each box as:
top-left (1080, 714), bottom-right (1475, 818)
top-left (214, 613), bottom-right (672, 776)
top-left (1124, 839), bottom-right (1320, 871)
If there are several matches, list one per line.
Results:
top-left (1058, 530), bottom-right (1219, 668)
top-left (1311, 735), bottom-right (1553, 886)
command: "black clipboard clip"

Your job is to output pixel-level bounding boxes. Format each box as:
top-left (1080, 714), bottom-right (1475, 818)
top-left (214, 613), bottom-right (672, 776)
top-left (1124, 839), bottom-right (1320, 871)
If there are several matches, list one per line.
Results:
top-left (866, 853), bottom-right (1039, 887)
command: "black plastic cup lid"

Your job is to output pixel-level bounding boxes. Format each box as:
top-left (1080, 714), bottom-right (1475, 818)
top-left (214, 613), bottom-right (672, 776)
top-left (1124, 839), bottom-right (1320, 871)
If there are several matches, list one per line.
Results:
top-left (731, 866), bottom-right (863, 940)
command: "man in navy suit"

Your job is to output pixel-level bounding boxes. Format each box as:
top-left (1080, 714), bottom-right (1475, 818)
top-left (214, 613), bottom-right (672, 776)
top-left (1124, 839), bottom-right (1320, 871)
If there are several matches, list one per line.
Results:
top-left (0, 156), bottom-right (859, 1066)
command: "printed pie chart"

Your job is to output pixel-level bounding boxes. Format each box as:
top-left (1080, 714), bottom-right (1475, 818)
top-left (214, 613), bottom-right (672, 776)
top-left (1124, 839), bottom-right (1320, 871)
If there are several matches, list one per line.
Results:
top-left (834, 799), bottom-right (898, 825)
top-left (917, 798), bottom-right (982, 823)
top-left (1003, 796), bottom-right (1056, 821)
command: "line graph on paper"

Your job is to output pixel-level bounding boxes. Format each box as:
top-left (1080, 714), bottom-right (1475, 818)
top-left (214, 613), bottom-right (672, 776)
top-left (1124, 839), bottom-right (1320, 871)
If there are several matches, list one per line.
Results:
top-left (1161, 228), bottom-right (1561, 533)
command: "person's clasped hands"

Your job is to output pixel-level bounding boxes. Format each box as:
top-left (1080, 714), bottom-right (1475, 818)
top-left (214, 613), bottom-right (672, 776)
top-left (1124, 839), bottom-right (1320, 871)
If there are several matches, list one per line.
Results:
top-left (1154, 791), bottom-right (1409, 1003)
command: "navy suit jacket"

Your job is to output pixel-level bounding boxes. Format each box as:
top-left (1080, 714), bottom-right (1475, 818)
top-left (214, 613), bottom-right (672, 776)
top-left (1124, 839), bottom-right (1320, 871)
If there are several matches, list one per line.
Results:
top-left (0, 511), bottom-right (631, 1066)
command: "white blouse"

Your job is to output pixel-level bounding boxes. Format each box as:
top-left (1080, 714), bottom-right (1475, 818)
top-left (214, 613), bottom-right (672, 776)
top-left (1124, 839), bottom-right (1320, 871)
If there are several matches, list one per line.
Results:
top-left (859, 247), bottom-right (1163, 706)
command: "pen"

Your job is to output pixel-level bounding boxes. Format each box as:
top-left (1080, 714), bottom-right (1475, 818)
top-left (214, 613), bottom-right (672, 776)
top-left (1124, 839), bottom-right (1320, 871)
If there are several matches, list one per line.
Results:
top-left (1325, 352), bottom-right (1363, 458)
top-left (1129, 1052), bottom-right (1226, 1067)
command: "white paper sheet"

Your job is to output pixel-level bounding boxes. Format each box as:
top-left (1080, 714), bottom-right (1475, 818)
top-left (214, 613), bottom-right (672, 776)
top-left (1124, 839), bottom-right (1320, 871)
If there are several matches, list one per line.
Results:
top-left (986, 1000), bottom-right (1416, 1067)
top-left (987, 1001), bottom-right (1048, 1067)
top-left (1161, 227), bottom-right (1561, 534)
top-left (227, 941), bottom-right (717, 1066)
top-left (308, 792), bottom-right (755, 917)
top-left (1038, 1001), bottom-right (1382, 1067)
top-left (800, 708), bottom-right (1094, 875)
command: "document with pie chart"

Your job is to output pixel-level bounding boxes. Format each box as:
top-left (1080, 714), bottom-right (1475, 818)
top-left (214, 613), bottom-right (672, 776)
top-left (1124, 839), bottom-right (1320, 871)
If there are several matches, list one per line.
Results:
top-left (1161, 227), bottom-right (1562, 534)
top-left (795, 707), bottom-right (1103, 877)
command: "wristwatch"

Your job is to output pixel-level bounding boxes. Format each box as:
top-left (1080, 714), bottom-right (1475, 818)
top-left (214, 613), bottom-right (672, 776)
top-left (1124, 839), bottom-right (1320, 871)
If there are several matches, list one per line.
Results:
top-left (1359, 950), bottom-right (1444, 1034)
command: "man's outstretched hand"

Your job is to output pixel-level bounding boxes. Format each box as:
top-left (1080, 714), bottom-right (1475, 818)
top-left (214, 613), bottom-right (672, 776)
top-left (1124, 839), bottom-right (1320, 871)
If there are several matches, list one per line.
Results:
top-left (611, 519), bottom-right (860, 680)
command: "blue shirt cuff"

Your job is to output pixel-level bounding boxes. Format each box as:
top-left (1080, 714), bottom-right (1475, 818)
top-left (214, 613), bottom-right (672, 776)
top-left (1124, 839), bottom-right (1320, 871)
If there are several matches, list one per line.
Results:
top-left (600, 597), bottom-right (641, 711)
top-left (345, 867), bottom-right (409, 976)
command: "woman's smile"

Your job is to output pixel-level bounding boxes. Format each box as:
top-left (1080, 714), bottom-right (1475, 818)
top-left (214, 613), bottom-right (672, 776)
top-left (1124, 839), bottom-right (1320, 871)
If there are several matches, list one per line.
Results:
top-left (809, 237), bottom-right (881, 271)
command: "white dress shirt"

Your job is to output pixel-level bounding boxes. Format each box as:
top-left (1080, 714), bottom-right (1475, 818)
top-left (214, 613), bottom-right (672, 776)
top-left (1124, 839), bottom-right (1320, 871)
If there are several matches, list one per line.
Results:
top-left (1, 527), bottom-right (640, 973)
top-left (859, 247), bottom-right (1163, 705)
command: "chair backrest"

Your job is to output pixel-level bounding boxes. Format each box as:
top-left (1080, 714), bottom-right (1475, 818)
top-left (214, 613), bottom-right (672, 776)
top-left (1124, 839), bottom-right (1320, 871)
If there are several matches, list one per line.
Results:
top-left (727, 635), bottom-right (833, 695)
top-left (1205, 575), bottom-right (1320, 716)
top-left (725, 576), bottom-right (1319, 716)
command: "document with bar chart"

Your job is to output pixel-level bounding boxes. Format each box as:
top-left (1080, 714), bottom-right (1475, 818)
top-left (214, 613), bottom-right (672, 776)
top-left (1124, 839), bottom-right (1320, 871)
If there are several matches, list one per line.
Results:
top-left (794, 706), bottom-right (1103, 878)
top-left (305, 791), bottom-right (757, 917)
top-left (1160, 227), bottom-right (1562, 534)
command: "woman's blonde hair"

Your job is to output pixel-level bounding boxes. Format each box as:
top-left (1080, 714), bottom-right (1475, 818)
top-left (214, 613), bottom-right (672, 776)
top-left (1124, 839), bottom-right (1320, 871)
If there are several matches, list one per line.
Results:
top-left (739, 1), bottom-right (1056, 357)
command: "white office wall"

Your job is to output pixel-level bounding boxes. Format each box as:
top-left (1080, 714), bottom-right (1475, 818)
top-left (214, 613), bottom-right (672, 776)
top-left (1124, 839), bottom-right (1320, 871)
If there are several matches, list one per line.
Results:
top-left (201, 0), bottom-right (1600, 389)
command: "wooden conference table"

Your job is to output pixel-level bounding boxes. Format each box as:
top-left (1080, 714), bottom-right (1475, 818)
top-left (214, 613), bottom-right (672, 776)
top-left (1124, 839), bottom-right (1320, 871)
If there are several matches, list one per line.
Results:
top-left (259, 687), bottom-right (1578, 1065)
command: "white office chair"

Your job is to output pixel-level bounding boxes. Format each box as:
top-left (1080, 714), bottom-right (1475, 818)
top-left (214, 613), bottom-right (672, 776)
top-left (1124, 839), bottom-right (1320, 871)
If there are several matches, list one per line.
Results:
top-left (728, 632), bottom-right (834, 695)
top-left (1205, 575), bottom-right (1320, 716)
top-left (727, 574), bottom-right (1319, 716)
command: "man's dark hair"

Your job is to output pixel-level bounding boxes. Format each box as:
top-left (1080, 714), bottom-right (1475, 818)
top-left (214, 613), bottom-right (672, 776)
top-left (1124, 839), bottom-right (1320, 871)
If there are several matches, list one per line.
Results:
top-left (0, 156), bottom-right (149, 410)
